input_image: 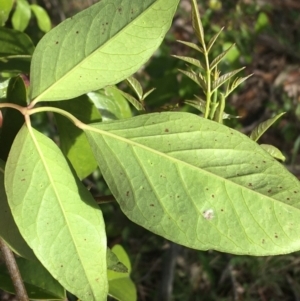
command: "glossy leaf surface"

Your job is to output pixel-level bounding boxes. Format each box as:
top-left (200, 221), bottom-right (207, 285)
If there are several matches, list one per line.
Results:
top-left (0, 257), bottom-right (65, 300)
top-left (30, 0), bottom-right (180, 103)
top-left (84, 112), bottom-right (300, 255)
top-left (5, 126), bottom-right (108, 301)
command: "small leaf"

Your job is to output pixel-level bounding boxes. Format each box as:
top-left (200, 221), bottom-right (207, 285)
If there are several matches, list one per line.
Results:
top-left (0, 0), bottom-right (13, 26)
top-left (107, 248), bottom-right (128, 273)
top-left (249, 113), bottom-right (285, 142)
top-left (117, 90), bottom-right (144, 111)
top-left (143, 87), bottom-right (156, 100)
top-left (207, 27), bottom-right (224, 53)
top-left (172, 55), bottom-right (204, 69)
top-left (126, 76), bottom-right (143, 100)
top-left (176, 40), bottom-right (204, 53)
top-left (260, 144), bottom-right (286, 162)
top-left (190, 0), bottom-right (205, 46)
top-left (210, 44), bottom-right (235, 70)
top-left (11, 0), bottom-right (31, 32)
top-left (30, 0), bottom-right (180, 103)
top-left (53, 95), bottom-right (101, 179)
top-left (225, 74), bottom-right (252, 97)
top-left (178, 69), bottom-right (202, 87)
top-left (5, 126), bottom-right (108, 300)
top-left (30, 4), bottom-right (51, 33)
top-left (88, 86), bottom-right (132, 121)
top-left (212, 67), bottom-right (245, 92)
top-left (0, 257), bottom-right (66, 300)
top-left (184, 96), bottom-right (206, 114)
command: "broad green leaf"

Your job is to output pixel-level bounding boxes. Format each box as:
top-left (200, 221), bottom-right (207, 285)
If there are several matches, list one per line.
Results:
top-left (210, 44), bottom-right (235, 70)
top-left (172, 55), bottom-right (204, 69)
top-left (0, 76), bottom-right (27, 161)
top-left (30, 4), bottom-right (51, 33)
top-left (30, 0), bottom-right (180, 103)
top-left (260, 144), bottom-right (286, 162)
top-left (88, 86), bottom-right (132, 121)
top-left (0, 160), bottom-right (36, 261)
top-left (84, 112), bottom-right (300, 256)
top-left (108, 245), bottom-right (136, 301)
top-left (54, 95), bottom-right (101, 179)
top-left (249, 113), bottom-right (285, 142)
top-left (5, 126), bottom-right (108, 301)
top-left (0, 0), bottom-right (13, 26)
top-left (0, 27), bottom-right (34, 73)
top-left (12, 0), bottom-right (31, 32)
top-left (126, 76), bottom-right (143, 100)
top-left (0, 257), bottom-right (65, 300)
top-left (212, 68), bottom-right (245, 92)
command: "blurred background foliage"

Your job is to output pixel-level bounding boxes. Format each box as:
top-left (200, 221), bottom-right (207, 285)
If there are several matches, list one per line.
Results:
top-left (2, 0), bottom-right (300, 300)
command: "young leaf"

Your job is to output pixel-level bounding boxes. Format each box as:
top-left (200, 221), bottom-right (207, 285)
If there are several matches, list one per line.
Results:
top-left (260, 144), bottom-right (286, 162)
top-left (190, 0), bottom-right (205, 47)
top-left (11, 0), bottom-right (31, 32)
top-left (176, 40), bottom-right (204, 53)
top-left (126, 76), bottom-right (143, 100)
top-left (172, 55), bottom-right (204, 69)
top-left (107, 248), bottom-right (128, 273)
top-left (225, 74), bottom-right (252, 97)
top-left (207, 27), bottom-right (224, 53)
top-left (212, 68), bottom-right (245, 92)
top-left (117, 90), bottom-right (145, 111)
top-left (53, 95), bottom-right (101, 179)
top-left (184, 97), bottom-right (206, 114)
top-left (178, 69), bottom-right (204, 88)
top-left (210, 44), bottom-right (235, 70)
top-left (143, 87), bottom-right (156, 100)
top-left (30, 4), bottom-right (51, 33)
top-left (84, 112), bottom-right (300, 256)
top-left (0, 0), bottom-right (13, 26)
top-left (108, 245), bottom-right (136, 301)
top-left (249, 113), bottom-right (285, 142)
top-left (30, 0), bottom-right (180, 103)
top-left (5, 126), bottom-right (108, 301)
top-left (0, 160), bottom-right (36, 261)
top-left (0, 257), bottom-right (66, 300)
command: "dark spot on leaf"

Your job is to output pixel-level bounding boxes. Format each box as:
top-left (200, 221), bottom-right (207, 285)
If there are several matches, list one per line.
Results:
top-left (268, 189), bottom-right (272, 193)
top-left (287, 198), bottom-right (290, 200)
top-left (212, 194), bottom-right (214, 198)
top-left (153, 215), bottom-right (155, 217)
top-left (56, 41), bottom-right (59, 44)
top-left (61, 265), bottom-right (63, 267)
top-left (275, 234), bottom-right (278, 238)
top-left (76, 31), bottom-right (79, 34)
top-left (294, 191), bottom-right (298, 194)
top-left (177, 195), bottom-right (180, 198)
top-left (21, 178), bottom-right (25, 181)
top-left (263, 161), bottom-right (266, 163)
top-left (221, 209), bottom-right (224, 212)
top-left (248, 183), bottom-right (252, 187)
top-left (181, 219), bottom-right (184, 222)
top-left (215, 139), bottom-right (217, 141)
top-left (206, 188), bottom-right (209, 191)
top-left (106, 22), bottom-right (108, 25)
top-left (126, 191), bottom-right (129, 196)
top-left (255, 166), bottom-right (258, 168)
top-left (262, 239), bottom-right (265, 244)
top-left (21, 169), bottom-right (24, 171)
top-left (150, 204), bottom-right (154, 207)
top-left (165, 128), bottom-right (169, 132)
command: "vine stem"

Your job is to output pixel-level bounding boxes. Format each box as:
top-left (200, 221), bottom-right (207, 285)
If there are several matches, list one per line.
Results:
top-left (0, 239), bottom-right (29, 301)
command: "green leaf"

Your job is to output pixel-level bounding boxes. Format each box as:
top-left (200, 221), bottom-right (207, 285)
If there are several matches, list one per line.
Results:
top-left (178, 69), bottom-right (207, 90)
top-left (0, 257), bottom-right (65, 300)
top-left (225, 74), bottom-right (252, 97)
top-left (88, 86), bottom-right (132, 121)
top-left (117, 90), bottom-right (144, 111)
top-left (30, 0), bottom-right (180, 103)
top-left (54, 95), bottom-right (101, 179)
top-left (212, 67), bottom-right (245, 92)
top-left (126, 76), bottom-right (143, 100)
top-left (206, 27), bottom-right (224, 53)
top-left (108, 245), bottom-right (136, 301)
top-left (190, 0), bottom-right (205, 47)
top-left (0, 0), bottom-right (13, 26)
top-left (210, 44), bottom-right (235, 70)
top-left (172, 55), bottom-right (204, 69)
top-left (5, 125), bottom-right (108, 301)
top-left (184, 97), bottom-right (206, 114)
top-left (30, 4), bottom-right (51, 33)
top-left (0, 76), bottom-right (27, 161)
top-left (249, 113), bottom-right (285, 142)
top-left (84, 112), bottom-right (300, 256)
top-left (107, 248), bottom-right (128, 273)
top-left (176, 40), bottom-right (204, 53)
top-left (0, 159), bottom-right (36, 261)
top-left (11, 0), bottom-right (31, 32)
top-left (0, 27), bottom-right (34, 73)
top-left (260, 144), bottom-right (286, 162)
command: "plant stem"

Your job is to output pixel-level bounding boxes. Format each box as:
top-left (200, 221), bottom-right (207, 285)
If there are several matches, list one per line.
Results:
top-left (0, 239), bottom-right (29, 301)
top-left (0, 103), bottom-right (27, 114)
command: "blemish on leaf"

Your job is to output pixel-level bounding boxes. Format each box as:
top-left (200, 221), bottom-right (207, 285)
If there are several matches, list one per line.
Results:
top-left (203, 209), bottom-right (214, 220)
top-left (55, 41), bottom-right (59, 44)
top-left (221, 209), bottom-right (224, 212)
top-left (165, 128), bottom-right (169, 132)
top-left (248, 183), bottom-right (252, 187)
top-left (21, 178), bottom-right (25, 181)
top-left (76, 31), bottom-right (79, 34)
top-left (294, 191), bottom-right (298, 194)
top-left (275, 234), bottom-right (278, 238)
top-left (211, 194), bottom-right (214, 198)
top-left (206, 188), bottom-right (209, 191)
top-left (262, 239), bottom-right (265, 244)
top-left (150, 204), bottom-right (154, 207)
top-left (286, 198), bottom-right (290, 201)
top-left (263, 161), bottom-right (266, 163)
top-left (268, 189), bottom-right (272, 193)
top-left (126, 191), bottom-right (129, 197)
